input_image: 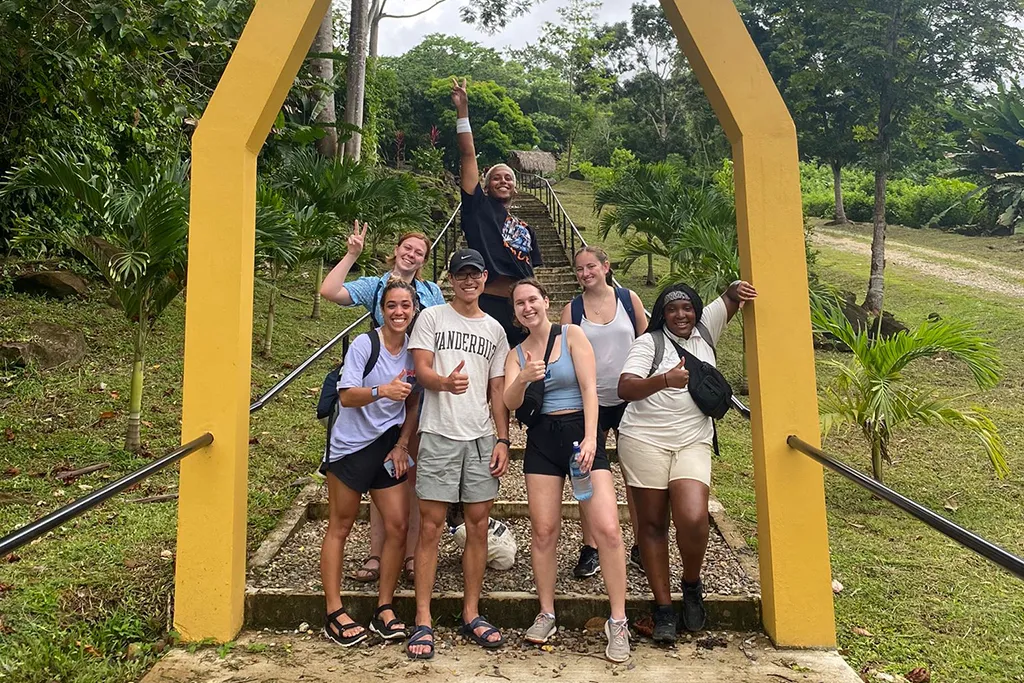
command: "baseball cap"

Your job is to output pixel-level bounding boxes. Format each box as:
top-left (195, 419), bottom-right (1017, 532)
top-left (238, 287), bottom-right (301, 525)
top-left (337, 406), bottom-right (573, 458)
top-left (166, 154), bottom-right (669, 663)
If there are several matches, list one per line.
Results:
top-left (449, 248), bottom-right (486, 273)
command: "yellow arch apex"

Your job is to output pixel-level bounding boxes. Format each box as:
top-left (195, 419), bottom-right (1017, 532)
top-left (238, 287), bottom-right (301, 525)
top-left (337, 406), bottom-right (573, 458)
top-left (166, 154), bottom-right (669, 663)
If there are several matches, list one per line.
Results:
top-left (175, 0), bottom-right (836, 648)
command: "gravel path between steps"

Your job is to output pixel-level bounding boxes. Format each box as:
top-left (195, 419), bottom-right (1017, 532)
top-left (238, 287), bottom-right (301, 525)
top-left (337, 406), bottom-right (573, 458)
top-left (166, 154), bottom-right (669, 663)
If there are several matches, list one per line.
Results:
top-left (248, 515), bottom-right (759, 597)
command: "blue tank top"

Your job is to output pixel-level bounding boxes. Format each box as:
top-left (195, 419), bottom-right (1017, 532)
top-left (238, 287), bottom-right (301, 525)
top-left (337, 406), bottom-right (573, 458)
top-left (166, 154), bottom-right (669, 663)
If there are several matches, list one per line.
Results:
top-left (516, 326), bottom-right (584, 414)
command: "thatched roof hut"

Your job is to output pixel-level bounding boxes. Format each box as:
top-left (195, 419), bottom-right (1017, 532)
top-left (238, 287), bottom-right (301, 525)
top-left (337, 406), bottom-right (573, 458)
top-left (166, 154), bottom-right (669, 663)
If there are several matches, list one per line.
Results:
top-left (507, 150), bottom-right (557, 175)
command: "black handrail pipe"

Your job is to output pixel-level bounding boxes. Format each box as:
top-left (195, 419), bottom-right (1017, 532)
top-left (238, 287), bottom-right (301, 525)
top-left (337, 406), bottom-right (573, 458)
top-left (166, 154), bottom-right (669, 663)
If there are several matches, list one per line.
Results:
top-left (787, 435), bottom-right (1024, 580)
top-left (0, 432), bottom-right (214, 558)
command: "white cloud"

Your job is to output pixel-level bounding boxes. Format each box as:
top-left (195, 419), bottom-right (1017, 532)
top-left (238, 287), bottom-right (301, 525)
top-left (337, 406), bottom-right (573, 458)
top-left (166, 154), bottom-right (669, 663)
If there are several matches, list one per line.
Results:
top-left (376, 0), bottom-right (634, 57)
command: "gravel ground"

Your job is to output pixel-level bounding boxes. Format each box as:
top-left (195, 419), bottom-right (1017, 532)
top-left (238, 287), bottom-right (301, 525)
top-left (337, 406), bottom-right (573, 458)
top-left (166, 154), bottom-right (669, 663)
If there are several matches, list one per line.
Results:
top-left (249, 516), bottom-right (758, 597)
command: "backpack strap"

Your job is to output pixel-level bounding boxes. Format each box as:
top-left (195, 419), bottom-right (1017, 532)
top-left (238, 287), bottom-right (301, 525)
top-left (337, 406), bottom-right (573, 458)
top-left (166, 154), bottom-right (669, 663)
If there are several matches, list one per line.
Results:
top-left (369, 276), bottom-right (386, 328)
top-left (363, 329), bottom-right (381, 378)
top-left (615, 287), bottom-right (640, 335)
top-left (543, 325), bottom-right (561, 364)
top-left (570, 295), bottom-right (585, 326)
top-left (696, 320), bottom-right (716, 357)
top-left (647, 331), bottom-right (666, 378)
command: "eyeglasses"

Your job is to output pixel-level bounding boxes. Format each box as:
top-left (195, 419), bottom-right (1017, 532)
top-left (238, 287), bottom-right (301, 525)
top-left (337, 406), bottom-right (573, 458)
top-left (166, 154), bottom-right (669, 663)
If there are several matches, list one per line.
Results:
top-left (452, 271), bottom-right (484, 281)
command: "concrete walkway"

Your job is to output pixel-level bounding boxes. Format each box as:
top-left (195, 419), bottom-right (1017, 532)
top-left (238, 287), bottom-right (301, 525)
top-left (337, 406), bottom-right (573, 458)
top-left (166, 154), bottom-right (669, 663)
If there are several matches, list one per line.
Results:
top-left (142, 630), bottom-right (861, 683)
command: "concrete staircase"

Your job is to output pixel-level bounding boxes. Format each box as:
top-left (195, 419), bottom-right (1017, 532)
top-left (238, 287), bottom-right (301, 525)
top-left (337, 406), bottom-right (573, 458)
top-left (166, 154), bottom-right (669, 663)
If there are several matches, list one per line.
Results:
top-left (438, 194), bottom-right (580, 319)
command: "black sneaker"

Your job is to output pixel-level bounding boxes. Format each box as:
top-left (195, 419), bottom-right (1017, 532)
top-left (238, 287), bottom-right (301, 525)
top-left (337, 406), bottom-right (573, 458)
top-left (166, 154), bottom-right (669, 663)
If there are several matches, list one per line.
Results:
top-left (651, 604), bottom-right (677, 644)
top-left (627, 544), bottom-right (645, 574)
top-left (681, 579), bottom-right (707, 632)
top-left (572, 545), bottom-right (600, 578)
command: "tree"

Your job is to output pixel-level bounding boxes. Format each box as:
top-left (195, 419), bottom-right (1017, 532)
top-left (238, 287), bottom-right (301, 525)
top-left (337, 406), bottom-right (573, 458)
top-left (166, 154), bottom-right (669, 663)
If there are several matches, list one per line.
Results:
top-left (312, 11), bottom-right (340, 159)
top-left (255, 184), bottom-right (305, 357)
top-left (954, 84), bottom-right (1024, 234)
top-left (344, 0), bottom-right (370, 161)
top-left (3, 153), bottom-right (189, 453)
top-left (812, 301), bottom-right (1009, 483)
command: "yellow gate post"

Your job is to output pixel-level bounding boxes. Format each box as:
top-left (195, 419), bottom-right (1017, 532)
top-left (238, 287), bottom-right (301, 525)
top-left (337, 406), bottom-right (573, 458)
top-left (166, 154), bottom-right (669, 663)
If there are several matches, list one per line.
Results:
top-left (174, 0), bottom-right (331, 642)
top-left (659, 0), bottom-right (836, 647)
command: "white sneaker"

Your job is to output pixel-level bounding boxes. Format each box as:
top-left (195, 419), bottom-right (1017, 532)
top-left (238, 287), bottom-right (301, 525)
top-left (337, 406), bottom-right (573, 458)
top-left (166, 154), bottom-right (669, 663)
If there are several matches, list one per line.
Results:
top-left (604, 618), bottom-right (630, 663)
top-left (524, 612), bottom-right (557, 644)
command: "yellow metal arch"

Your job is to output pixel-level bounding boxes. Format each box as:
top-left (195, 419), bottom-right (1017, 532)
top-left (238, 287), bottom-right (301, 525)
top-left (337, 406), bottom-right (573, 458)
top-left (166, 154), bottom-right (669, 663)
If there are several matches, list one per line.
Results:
top-left (175, 0), bottom-right (835, 648)
top-left (658, 0), bottom-right (836, 647)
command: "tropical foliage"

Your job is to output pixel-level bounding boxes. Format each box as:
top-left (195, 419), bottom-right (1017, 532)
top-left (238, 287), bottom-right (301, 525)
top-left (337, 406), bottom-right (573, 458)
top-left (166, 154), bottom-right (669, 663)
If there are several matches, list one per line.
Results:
top-left (812, 301), bottom-right (1009, 483)
top-left (2, 152), bottom-right (190, 452)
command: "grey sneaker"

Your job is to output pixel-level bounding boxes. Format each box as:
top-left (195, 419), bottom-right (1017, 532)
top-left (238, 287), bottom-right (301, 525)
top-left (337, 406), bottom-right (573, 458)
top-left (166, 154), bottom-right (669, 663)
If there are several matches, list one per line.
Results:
top-left (604, 618), bottom-right (631, 663)
top-left (524, 612), bottom-right (557, 644)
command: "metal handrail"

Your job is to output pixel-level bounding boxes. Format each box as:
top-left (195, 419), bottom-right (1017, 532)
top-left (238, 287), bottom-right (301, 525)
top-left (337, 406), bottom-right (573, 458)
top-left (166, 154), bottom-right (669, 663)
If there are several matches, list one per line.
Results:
top-left (250, 202), bottom-right (462, 414)
top-left (0, 432), bottom-right (214, 557)
top-left (787, 435), bottom-right (1024, 580)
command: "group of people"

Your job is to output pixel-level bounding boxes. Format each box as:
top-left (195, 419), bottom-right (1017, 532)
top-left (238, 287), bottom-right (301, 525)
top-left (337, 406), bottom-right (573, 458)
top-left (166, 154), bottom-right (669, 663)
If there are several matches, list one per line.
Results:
top-left (313, 78), bottom-right (758, 662)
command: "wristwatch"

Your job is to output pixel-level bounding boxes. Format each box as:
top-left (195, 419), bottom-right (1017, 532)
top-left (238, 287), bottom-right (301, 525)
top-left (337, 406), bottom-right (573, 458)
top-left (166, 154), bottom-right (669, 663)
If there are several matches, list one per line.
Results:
top-left (371, 385), bottom-right (379, 399)
top-left (496, 438), bottom-right (511, 447)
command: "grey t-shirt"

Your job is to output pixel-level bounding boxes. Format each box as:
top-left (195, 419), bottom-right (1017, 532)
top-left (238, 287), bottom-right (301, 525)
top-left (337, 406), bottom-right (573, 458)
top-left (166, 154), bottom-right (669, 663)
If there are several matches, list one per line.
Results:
top-left (329, 332), bottom-right (414, 461)
top-left (409, 304), bottom-right (509, 441)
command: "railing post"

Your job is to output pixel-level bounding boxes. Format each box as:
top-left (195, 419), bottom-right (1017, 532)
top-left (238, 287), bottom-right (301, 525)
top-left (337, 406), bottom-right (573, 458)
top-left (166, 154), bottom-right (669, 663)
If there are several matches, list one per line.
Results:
top-left (175, 0), bottom-right (330, 643)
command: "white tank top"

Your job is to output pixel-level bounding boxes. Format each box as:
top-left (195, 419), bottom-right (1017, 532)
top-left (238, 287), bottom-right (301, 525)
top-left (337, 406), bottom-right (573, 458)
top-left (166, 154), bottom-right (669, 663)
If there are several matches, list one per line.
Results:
top-left (579, 298), bottom-right (636, 407)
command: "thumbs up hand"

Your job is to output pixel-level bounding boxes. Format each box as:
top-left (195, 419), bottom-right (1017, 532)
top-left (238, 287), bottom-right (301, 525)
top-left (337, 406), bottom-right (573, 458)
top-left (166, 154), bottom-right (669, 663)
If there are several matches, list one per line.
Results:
top-left (379, 369), bottom-right (413, 401)
top-left (519, 350), bottom-right (547, 383)
top-left (443, 360), bottom-right (470, 395)
top-left (663, 356), bottom-right (690, 389)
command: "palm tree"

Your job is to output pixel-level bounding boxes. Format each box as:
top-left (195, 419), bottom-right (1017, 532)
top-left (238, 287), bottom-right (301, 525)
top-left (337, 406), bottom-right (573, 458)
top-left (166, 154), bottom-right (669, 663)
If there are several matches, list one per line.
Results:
top-left (953, 84), bottom-right (1024, 234)
top-left (274, 149), bottom-right (428, 319)
top-left (3, 153), bottom-right (189, 452)
top-left (255, 184), bottom-right (306, 357)
top-left (811, 301), bottom-right (1009, 483)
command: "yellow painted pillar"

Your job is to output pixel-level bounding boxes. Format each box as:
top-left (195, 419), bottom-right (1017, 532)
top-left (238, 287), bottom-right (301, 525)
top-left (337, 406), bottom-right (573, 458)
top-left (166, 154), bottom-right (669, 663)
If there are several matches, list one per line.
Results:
top-left (174, 0), bottom-right (331, 642)
top-left (659, 0), bottom-right (836, 647)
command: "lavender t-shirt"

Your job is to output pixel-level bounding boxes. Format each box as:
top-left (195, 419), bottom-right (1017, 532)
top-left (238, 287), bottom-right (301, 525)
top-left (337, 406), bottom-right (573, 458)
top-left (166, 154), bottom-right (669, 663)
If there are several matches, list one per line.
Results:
top-left (328, 332), bottom-right (415, 461)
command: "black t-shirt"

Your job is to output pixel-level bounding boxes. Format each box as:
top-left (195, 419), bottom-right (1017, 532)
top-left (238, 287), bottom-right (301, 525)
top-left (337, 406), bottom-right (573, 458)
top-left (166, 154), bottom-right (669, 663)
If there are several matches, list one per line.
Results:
top-left (460, 185), bottom-right (543, 279)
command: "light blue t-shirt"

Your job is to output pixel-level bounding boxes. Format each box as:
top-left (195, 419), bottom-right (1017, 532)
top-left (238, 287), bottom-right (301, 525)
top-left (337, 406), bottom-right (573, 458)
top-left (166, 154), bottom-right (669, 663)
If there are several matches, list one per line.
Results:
top-left (329, 332), bottom-right (415, 461)
top-left (345, 273), bottom-right (445, 325)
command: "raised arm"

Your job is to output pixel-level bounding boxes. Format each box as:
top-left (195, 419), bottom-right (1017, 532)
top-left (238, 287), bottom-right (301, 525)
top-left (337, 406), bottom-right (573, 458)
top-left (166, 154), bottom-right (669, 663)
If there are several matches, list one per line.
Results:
top-left (452, 78), bottom-right (479, 195)
top-left (721, 280), bottom-right (758, 321)
top-left (319, 220), bottom-right (367, 305)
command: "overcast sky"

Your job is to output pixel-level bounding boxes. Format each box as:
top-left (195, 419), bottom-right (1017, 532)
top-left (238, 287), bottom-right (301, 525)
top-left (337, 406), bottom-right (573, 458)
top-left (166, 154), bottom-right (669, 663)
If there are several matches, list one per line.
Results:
top-left (374, 0), bottom-right (633, 57)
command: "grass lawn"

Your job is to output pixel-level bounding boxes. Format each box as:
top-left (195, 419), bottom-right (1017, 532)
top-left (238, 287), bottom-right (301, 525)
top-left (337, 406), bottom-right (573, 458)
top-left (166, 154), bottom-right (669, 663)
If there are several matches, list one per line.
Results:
top-left (0, 262), bottom-right (362, 682)
top-left (557, 179), bottom-right (1024, 682)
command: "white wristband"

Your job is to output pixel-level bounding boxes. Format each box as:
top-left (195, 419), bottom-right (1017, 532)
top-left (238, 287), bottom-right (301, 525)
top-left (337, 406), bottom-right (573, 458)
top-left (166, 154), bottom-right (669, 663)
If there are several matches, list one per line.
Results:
top-left (456, 117), bottom-right (471, 134)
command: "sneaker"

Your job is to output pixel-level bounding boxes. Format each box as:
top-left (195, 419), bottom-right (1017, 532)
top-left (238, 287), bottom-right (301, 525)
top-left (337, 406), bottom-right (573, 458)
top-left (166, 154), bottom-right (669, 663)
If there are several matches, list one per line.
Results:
top-left (604, 618), bottom-right (631, 663)
top-left (524, 612), bottom-right (557, 644)
top-left (651, 604), bottom-right (677, 644)
top-left (627, 544), bottom-right (644, 573)
top-left (572, 545), bottom-right (600, 578)
top-left (681, 579), bottom-right (707, 632)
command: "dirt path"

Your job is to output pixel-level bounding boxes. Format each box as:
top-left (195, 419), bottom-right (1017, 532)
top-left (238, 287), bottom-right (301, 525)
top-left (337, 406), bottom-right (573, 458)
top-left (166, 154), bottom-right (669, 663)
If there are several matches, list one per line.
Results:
top-left (812, 231), bottom-right (1024, 300)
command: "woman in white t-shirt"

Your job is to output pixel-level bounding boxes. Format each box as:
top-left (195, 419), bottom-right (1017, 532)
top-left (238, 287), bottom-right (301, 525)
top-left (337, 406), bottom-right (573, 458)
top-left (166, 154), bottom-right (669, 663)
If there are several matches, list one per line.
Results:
top-left (319, 281), bottom-right (422, 648)
top-left (559, 246), bottom-right (647, 579)
top-left (616, 280), bottom-right (756, 643)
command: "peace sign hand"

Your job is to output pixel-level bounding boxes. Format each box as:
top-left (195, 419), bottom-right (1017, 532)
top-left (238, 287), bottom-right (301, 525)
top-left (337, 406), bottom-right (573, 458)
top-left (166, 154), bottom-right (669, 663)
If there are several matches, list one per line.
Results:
top-left (379, 369), bottom-right (413, 402)
top-left (451, 77), bottom-right (469, 114)
top-left (347, 220), bottom-right (369, 257)
top-left (663, 356), bottom-right (689, 389)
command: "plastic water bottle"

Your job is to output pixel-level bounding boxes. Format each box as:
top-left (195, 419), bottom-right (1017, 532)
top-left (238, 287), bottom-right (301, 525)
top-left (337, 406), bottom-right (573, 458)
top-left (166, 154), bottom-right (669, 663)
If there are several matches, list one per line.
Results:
top-left (569, 441), bottom-right (593, 502)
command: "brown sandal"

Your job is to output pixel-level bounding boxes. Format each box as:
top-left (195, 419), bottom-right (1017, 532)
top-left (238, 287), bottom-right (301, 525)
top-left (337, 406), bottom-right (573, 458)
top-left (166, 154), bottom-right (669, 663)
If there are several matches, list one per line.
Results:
top-left (402, 556), bottom-right (415, 585)
top-left (350, 555), bottom-right (381, 583)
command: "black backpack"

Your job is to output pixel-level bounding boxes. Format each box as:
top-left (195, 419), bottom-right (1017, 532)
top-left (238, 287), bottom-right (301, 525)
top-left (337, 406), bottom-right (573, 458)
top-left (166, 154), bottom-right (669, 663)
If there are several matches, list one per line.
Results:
top-left (570, 287), bottom-right (640, 334)
top-left (647, 324), bottom-right (732, 453)
top-left (514, 325), bottom-right (562, 428)
top-left (316, 330), bottom-right (381, 471)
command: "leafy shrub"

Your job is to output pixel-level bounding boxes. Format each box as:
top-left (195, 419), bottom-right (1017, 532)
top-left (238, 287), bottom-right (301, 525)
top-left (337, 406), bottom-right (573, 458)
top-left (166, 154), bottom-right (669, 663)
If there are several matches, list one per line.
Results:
top-left (577, 161), bottom-right (614, 188)
top-left (410, 147), bottom-right (445, 177)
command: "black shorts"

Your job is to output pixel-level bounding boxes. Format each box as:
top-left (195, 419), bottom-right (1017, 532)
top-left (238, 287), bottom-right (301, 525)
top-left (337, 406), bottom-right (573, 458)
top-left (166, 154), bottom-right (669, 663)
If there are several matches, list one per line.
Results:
top-left (479, 292), bottom-right (527, 348)
top-left (524, 412), bottom-right (611, 478)
top-left (325, 425), bottom-right (406, 493)
top-left (598, 403), bottom-right (627, 433)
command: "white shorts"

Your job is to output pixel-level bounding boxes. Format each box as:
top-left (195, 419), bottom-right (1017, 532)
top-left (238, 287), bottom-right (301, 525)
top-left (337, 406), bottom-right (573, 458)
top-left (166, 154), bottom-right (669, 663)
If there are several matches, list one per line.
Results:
top-left (617, 433), bottom-right (712, 489)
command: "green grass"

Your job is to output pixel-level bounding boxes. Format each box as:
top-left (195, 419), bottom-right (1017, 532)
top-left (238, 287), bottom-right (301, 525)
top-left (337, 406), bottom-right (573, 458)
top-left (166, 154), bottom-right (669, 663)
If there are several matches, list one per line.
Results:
top-left (558, 180), bottom-right (1024, 682)
top-left (0, 263), bottom-right (362, 682)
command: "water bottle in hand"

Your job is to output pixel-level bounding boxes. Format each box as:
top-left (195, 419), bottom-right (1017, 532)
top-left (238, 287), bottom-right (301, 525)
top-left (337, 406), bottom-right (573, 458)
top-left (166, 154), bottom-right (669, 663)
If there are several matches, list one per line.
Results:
top-left (569, 441), bottom-right (593, 502)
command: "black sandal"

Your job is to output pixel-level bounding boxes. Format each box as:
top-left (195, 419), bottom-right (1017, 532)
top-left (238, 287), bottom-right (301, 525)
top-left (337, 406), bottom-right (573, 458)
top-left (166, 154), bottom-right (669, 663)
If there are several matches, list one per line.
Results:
top-left (323, 607), bottom-right (368, 647)
top-left (369, 603), bottom-right (407, 641)
top-left (406, 625), bottom-right (435, 660)
top-left (460, 615), bottom-right (504, 649)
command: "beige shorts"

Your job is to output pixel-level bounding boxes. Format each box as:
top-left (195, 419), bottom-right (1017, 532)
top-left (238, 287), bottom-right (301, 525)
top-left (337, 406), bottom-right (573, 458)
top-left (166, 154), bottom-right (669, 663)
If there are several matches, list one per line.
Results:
top-left (617, 433), bottom-right (712, 489)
